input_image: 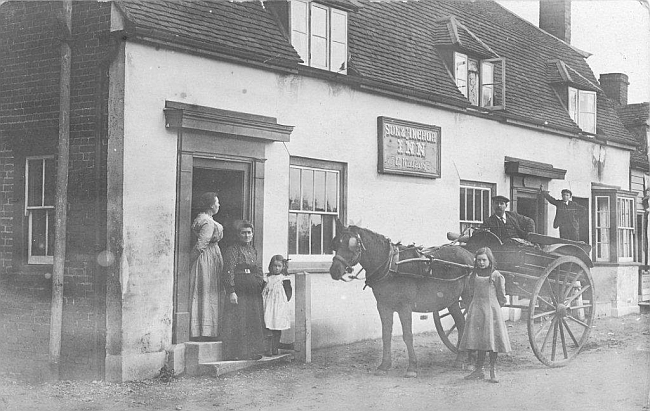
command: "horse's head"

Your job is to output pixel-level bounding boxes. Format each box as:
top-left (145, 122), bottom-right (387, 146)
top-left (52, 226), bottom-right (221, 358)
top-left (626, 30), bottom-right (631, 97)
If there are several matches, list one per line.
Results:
top-left (329, 220), bottom-right (365, 281)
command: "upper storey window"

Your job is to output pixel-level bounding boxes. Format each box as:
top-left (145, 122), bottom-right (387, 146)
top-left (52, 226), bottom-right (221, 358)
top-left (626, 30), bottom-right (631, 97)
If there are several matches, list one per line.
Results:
top-left (453, 53), bottom-right (504, 109)
top-left (568, 87), bottom-right (596, 134)
top-left (291, 1), bottom-right (348, 74)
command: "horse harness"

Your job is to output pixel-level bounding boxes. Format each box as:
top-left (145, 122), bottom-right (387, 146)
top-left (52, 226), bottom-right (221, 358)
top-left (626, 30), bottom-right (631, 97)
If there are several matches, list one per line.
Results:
top-left (334, 230), bottom-right (472, 288)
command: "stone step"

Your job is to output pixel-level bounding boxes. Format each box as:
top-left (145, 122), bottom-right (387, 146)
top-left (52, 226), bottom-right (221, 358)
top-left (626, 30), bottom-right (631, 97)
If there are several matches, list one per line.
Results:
top-left (199, 353), bottom-right (293, 377)
top-left (185, 341), bottom-right (223, 376)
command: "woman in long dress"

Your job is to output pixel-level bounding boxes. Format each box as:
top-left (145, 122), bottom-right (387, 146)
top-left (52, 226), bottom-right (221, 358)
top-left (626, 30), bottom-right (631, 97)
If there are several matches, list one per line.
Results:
top-left (221, 220), bottom-right (266, 360)
top-left (189, 192), bottom-right (224, 340)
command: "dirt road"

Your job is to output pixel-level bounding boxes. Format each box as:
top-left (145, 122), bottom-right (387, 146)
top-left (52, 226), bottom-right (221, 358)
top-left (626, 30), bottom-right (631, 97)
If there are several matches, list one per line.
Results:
top-left (1, 313), bottom-right (648, 411)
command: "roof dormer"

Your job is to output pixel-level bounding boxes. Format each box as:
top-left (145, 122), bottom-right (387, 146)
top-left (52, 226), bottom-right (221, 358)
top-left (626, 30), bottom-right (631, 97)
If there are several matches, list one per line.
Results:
top-left (433, 16), bottom-right (505, 110)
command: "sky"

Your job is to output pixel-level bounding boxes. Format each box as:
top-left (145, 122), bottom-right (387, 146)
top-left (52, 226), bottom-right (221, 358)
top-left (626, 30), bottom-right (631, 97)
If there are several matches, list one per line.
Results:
top-left (497, 0), bottom-right (650, 104)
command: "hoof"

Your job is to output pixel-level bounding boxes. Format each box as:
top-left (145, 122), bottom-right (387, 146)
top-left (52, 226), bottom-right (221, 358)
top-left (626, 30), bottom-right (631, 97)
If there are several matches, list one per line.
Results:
top-left (487, 378), bottom-right (499, 383)
top-left (374, 369), bottom-right (388, 376)
top-left (404, 371), bottom-right (417, 378)
top-left (464, 368), bottom-right (485, 380)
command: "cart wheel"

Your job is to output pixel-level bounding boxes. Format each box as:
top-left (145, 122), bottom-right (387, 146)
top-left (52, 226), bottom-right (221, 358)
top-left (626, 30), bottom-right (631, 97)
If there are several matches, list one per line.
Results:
top-left (527, 255), bottom-right (595, 367)
top-left (433, 304), bottom-right (468, 353)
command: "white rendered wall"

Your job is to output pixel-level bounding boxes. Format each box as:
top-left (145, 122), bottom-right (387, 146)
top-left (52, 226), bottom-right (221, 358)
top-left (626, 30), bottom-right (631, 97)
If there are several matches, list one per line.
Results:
top-left (119, 43), bottom-right (633, 366)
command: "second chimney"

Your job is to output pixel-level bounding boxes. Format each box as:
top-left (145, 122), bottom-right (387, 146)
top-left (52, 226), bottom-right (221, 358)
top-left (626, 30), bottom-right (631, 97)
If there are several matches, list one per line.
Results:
top-left (539, 0), bottom-right (571, 43)
top-left (600, 73), bottom-right (629, 107)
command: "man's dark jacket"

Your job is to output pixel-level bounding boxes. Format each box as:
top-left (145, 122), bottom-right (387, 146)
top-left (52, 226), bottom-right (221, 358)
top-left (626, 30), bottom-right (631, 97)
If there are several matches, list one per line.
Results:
top-left (482, 211), bottom-right (535, 241)
top-left (542, 192), bottom-right (586, 240)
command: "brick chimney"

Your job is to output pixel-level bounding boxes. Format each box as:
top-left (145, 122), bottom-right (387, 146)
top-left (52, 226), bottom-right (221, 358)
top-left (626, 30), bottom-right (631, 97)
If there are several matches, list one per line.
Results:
top-left (600, 73), bottom-right (629, 106)
top-left (539, 0), bottom-right (571, 43)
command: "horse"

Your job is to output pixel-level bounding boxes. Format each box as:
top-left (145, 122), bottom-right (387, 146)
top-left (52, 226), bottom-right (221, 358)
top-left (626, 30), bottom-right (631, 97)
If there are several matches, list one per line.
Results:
top-left (329, 220), bottom-right (474, 378)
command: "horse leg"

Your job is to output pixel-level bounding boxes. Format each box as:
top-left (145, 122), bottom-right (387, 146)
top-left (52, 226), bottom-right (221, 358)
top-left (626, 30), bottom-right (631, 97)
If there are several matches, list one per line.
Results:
top-left (376, 303), bottom-right (394, 375)
top-left (448, 302), bottom-right (470, 369)
top-left (397, 305), bottom-right (417, 378)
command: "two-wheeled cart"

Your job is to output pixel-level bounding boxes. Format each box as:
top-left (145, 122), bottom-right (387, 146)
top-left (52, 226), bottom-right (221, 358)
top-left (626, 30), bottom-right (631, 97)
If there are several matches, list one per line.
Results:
top-left (432, 230), bottom-right (594, 367)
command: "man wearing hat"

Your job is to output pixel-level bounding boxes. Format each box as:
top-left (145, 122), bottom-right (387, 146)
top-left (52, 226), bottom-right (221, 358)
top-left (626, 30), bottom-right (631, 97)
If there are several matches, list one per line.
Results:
top-left (482, 195), bottom-right (535, 242)
top-left (539, 186), bottom-right (586, 241)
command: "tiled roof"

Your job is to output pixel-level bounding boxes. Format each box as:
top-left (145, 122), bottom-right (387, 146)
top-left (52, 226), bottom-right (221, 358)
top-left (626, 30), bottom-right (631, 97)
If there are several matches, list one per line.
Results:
top-left (116, 0), bottom-right (302, 67)
top-left (547, 60), bottom-right (601, 92)
top-left (116, 0), bottom-right (635, 146)
top-left (433, 16), bottom-right (498, 59)
top-left (618, 103), bottom-right (650, 128)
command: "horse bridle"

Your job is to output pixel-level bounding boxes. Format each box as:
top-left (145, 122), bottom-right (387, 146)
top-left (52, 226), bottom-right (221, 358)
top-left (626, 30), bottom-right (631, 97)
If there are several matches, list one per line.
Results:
top-left (332, 230), bottom-right (366, 278)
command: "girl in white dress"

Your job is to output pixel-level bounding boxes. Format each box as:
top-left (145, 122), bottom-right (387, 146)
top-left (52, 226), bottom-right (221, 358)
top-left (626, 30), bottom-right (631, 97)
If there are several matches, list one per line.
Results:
top-left (262, 255), bottom-right (292, 355)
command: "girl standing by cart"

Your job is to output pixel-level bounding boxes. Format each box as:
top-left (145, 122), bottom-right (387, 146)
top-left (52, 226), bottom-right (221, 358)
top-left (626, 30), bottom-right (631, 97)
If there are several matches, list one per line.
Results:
top-left (460, 247), bottom-right (511, 383)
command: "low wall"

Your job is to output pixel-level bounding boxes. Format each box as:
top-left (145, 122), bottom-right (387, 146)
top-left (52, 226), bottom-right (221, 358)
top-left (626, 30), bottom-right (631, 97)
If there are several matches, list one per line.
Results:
top-left (592, 264), bottom-right (640, 317)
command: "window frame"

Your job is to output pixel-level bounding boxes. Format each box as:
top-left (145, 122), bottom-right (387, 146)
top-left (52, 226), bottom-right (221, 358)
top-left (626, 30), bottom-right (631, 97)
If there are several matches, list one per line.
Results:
top-left (568, 87), bottom-right (597, 134)
top-left (24, 156), bottom-right (55, 265)
top-left (288, 157), bottom-right (347, 262)
top-left (454, 53), bottom-right (505, 110)
top-left (459, 180), bottom-right (495, 236)
top-left (592, 188), bottom-right (637, 264)
top-left (290, 0), bottom-right (348, 74)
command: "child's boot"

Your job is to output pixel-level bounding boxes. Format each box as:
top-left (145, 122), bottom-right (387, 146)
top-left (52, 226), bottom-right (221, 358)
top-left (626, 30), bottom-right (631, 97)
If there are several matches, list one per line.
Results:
top-left (464, 351), bottom-right (485, 380)
top-left (488, 352), bottom-right (499, 383)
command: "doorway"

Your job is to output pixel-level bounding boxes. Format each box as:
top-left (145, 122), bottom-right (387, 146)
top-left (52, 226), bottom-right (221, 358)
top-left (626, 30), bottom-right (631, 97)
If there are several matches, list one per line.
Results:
top-left (512, 189), bottom-right (546, 235)
top-left (191, 159), bottom-right (250, 249)
top-left (173, 156), bottom-right (253, 343)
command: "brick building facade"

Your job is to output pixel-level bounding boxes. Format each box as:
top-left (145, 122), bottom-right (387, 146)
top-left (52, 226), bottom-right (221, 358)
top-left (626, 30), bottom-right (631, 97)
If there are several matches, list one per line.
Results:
top-left (0, 1), bottom-right (111, 380)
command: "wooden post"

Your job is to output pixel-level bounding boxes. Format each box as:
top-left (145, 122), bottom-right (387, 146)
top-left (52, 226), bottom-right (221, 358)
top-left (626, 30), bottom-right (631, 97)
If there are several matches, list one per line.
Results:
top-left (294, 272), bottom-right (311, 363)
top-left (49, 0), bottom-right (72, 381)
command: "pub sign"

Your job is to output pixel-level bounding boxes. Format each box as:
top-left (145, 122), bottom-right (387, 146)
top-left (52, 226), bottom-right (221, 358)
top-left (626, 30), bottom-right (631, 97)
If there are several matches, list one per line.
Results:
top-left (377, 117), bottom-right (441, 178)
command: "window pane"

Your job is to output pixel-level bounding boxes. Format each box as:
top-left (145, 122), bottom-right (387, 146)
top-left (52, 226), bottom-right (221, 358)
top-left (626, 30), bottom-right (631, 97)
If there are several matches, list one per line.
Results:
top-left (31, 210), bottom-right (47, 256)
top-left (331, 11), bottom-right (347, 43)
top-left (482, 62), bottom-right (493, 84)
top-left (467, 189), bottom-right (474, 220)
top-left (460, 187), bottom-right (466, 220)
top-left (323, 215), bottom-right (334, 254)
top-left (291, 1), bottom-right (309, 63)
top-left (310, 5), bottom-right (328, 69)
top-left (47, 209), bottom-right (55, 256)
top-left (331, 42), bottom-right (346, 73)
top-left (326, 171), bottom-right (338, 213)
top-left (481, 85), bottom-right (494, 107)
top-left (311, 36), bottom-right (328, 69)
top-left (455, 53), bottom-right (468, 97)
top-left (580, 113), bottom-right (595, 134)
top-left (298, 213), bottom-right (310, 254)
top-left (468, 58), bottom-right (479, 105)
top-left (311, 214), bottom-right (322, 254)
top-left (568, 88), bottom-right (578, 121)
top-left (301, 169), bottom-right (313, 211)
top-left (474, 189), bottom-right (482, 221)
top-left (483, 190), bottom-right (490, 221)
top-left (289, 167), bottom-right (301, 210)
top-left (288, 213), bottom-right (297, 254)
top-left (44, 158), bottom-right (55, 206)
top-left (27, 159), bottom-right (44, 207)
top-left (314, 170), bottom-right (326, 212)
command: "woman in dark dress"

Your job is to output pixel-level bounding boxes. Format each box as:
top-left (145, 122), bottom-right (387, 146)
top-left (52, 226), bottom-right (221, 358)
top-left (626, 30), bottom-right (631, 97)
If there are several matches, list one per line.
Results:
top-left (221, 220), bottom-right (266, 360)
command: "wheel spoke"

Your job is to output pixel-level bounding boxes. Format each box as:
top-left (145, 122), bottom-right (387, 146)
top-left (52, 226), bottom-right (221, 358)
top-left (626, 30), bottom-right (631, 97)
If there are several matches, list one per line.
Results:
top-left (565, 285), bottom-right (591, 305)
top-left (561, 318), bottom-right (580, 347)
top-left (445, 322), bottom-right (458, 337)
top-left (438, 310), bottom-right (452, 320)
top-left (551, 318), bottom-right (559, 361)
top-left (535, 318), bottom-right (552, 340)
top-left (559, 263), bottom-right (575, 299)
top-left (566, 315), bottom-right (590, 328)
top-left (532, 310), bottom-right (556, 320)
top-left (536, 295), bottom-right (555, 310)
top-left (568, 303), bottom-right (592, 310)
top-left (544, 277), bottom-right (559, 305)
top-left (558, 319), bottom-right (568, 359)
top-left (541, 316), bottom-right (558, 353)
top-left (563, 269), bottom-right (586, 300)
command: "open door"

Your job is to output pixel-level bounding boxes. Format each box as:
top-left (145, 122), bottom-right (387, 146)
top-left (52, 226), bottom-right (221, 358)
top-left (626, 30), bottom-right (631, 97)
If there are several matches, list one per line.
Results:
top-left (173, 156), bottom-right (252, 344)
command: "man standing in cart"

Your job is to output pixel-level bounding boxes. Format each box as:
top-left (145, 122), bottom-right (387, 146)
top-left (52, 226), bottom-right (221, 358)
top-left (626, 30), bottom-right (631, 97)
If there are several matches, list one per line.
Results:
top-left (482, 195), bottom-right (535, 243)
top-left (539, 186), bottom-right (586, 241)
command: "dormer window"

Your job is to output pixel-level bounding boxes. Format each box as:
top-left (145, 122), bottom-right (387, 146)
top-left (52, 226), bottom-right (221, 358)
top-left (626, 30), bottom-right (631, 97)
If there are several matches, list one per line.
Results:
top-left (290, 1), bottom-right (348, 74)
top-left (454, 52), bottom-right (503, 109)
top-left (568, 87), bottom-right (596, 134)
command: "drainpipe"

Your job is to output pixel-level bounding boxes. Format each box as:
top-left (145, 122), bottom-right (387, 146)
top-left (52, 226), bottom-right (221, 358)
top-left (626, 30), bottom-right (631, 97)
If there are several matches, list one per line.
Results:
top-left (49, 0), bottom-right (72, 380)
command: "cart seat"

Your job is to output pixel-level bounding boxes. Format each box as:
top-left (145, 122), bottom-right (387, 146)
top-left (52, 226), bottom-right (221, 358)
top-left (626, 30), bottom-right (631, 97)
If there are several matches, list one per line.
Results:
top-left (527, 233), bottom-right (591, 255)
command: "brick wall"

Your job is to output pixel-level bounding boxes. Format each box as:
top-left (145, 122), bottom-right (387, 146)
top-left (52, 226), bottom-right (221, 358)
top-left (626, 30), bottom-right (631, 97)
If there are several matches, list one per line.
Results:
top-left (0, 1), bottom-right (110, 381)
